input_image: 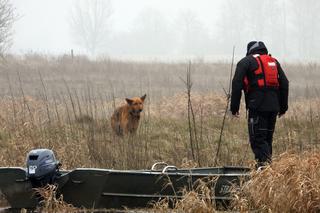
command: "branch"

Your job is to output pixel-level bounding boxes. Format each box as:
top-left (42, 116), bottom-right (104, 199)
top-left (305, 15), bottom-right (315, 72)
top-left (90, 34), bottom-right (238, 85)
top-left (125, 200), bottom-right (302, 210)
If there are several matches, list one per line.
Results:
top-left (214, 46), bottom-right (235, 166)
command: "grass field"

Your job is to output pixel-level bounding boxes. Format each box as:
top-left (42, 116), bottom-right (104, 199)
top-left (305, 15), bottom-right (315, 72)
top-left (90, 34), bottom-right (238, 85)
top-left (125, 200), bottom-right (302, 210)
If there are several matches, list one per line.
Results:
top-left (0, 55), bottom-right (319, 212)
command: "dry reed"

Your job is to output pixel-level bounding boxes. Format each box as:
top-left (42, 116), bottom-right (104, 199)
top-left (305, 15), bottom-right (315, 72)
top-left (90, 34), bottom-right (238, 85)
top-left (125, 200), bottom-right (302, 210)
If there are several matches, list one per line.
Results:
top-left (35, 185), bottom-right (78, 213)
top-left (0, 55), bottom-right (319, 211)
top-left (152, 178), bottom-right (216, 213)
top-left (232, 152), bottom-right (320, 213)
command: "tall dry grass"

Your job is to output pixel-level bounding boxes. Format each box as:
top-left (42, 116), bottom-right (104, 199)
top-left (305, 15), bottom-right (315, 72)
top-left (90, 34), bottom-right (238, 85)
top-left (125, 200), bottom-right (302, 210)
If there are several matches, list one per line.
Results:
top-left (0, 55), bottom-right (319, 211)
top-left (232, 152), bottom-right (320, 213)
top-left (0, 55), bottom-right (319, 169)
top-left (34, 185), bottom-right (78, 213)
top-left (153, 177), bottom-right (217, 213)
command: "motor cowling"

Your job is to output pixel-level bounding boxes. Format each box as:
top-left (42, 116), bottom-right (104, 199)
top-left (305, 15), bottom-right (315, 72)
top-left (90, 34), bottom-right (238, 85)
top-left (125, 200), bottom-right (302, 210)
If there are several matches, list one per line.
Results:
top-left (26, 149), bottom-right (60, 187)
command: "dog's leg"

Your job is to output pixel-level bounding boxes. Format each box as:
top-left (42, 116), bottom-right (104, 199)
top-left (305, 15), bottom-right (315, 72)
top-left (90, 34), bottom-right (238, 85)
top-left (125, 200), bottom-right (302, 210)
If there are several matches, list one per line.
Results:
top-left (113, 110), bottom-right (124, 136)
top-left (117, 124), bottom-right (123, 136)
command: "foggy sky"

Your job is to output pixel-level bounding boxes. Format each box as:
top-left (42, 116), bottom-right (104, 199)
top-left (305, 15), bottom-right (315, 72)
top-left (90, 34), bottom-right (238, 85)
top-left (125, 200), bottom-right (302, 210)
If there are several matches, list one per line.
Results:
top-left (11, 0), bottom-right (219, 55)
top-left (9, 0), bottom-right (320, 62)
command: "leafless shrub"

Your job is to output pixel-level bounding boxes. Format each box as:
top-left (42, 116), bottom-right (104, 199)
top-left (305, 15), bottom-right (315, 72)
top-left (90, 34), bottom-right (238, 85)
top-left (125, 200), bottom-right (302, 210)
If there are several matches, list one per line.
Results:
top-left (181, 61), bottom-right (200, 165)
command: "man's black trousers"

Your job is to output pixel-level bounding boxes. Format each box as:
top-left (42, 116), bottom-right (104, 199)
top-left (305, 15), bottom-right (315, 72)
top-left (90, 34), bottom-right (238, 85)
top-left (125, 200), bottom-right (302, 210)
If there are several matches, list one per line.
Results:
top-left (248, 110), bottom-right (278, 166)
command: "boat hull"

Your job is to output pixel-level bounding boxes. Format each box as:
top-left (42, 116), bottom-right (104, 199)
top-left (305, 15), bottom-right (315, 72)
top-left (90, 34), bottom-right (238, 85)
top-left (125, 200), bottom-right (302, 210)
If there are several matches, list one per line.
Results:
top-left (0, 166), bottom-right (249, 210)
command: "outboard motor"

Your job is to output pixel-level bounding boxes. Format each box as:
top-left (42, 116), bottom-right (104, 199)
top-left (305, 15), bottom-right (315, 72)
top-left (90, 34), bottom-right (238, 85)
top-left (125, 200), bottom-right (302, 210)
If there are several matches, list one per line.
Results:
top-left (26, 149), bottom-right (61, 187)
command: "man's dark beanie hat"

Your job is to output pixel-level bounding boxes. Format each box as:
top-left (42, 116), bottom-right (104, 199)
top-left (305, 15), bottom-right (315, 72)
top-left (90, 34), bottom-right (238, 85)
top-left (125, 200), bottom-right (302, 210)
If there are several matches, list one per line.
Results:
top-left (246, 41), bottom-right (268, 56)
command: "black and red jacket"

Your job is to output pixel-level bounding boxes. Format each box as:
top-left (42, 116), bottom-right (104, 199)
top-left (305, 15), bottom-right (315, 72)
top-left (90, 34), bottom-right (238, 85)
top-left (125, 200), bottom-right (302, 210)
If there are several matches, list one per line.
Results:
top-left (230, 48), bottom-right (289, 114)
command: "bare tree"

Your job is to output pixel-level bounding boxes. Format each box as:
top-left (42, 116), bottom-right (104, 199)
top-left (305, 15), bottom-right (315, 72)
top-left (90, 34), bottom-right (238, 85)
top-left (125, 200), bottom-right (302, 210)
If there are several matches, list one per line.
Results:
top-left (70, 0), bottom-right (113, 56)
top-left (175, 10), bottom-right (210, 56)
top-left (0, 0), bottom-right (15, 55)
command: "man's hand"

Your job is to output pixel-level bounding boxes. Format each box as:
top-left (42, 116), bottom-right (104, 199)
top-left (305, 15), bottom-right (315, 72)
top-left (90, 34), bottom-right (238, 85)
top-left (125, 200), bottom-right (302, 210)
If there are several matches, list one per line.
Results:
top-left (278, 112), bottom-right (285, 118)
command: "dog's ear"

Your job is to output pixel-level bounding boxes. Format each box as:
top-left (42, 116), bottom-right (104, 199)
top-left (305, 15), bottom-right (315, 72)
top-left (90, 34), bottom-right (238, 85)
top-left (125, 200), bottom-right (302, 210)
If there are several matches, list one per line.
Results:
top-left (140, 94), bottom-right (147, 102)
top-left (126, 98), bottom-right (134, 105)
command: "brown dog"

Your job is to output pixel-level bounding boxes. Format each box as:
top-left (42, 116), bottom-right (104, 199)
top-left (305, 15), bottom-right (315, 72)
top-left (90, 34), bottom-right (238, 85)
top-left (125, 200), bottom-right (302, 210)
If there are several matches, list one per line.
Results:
top-left (111, 94), bottom-right (146, 136)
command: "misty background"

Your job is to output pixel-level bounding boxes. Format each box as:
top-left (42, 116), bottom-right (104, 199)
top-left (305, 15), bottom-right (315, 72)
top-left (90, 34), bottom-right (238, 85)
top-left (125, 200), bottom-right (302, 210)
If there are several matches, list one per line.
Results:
top-left (9, 0), bottom-right (320, 62)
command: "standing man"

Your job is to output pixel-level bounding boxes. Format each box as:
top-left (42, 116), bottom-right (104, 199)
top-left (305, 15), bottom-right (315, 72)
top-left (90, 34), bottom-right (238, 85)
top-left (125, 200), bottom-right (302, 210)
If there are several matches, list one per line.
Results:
top-left (230, 41), bottom-right (289, 168)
